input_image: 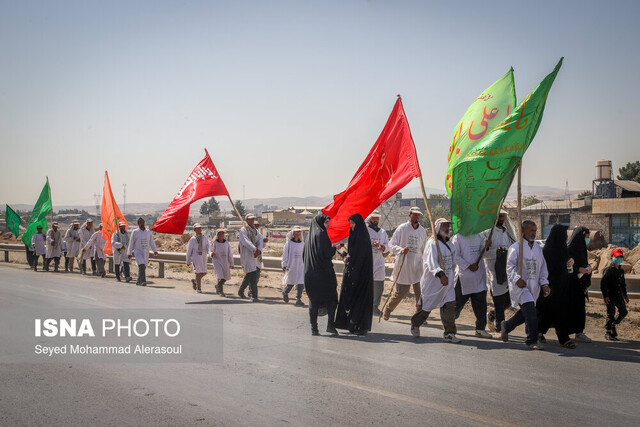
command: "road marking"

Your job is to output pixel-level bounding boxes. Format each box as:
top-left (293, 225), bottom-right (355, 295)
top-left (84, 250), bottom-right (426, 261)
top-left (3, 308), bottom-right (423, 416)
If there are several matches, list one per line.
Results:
top-left (326, 377), bottom-right (519, 427)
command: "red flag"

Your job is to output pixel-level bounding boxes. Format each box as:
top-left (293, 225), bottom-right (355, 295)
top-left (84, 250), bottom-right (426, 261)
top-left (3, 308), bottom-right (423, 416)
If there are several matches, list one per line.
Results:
top-left (152, 149), bottom-right (229, 234)
top-left (323, 97), bottom-right (421, 242)
top-left (101, 171), bottom-right (127, 256)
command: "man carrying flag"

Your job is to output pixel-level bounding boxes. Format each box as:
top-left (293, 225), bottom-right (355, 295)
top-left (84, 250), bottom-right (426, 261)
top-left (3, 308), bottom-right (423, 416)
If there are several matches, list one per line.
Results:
top-left (128, 218), bottom-right (158, 286)
top-left (112, 221), bottom-right (131, 282)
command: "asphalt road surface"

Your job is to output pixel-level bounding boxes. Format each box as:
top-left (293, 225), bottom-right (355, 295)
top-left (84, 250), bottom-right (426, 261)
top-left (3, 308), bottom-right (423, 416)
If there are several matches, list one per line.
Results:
top-left (1, 263), bottom-right (639, 426)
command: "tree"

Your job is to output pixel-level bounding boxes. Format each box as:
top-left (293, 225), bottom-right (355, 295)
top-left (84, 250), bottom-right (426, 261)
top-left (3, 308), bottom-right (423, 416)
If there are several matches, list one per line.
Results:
top-left (577, 190), bottom-right (593, 199)
top-left (234, 200), bottom-right (247, 218)
top-left (522, 195), bottom-right (541, 207)
top-left (199, 200), bottom-right (210, 216)
top-left (429, 194), bottom-right (449, 200)
top-left (208, 197), bottom-right (220, 214)
top-left (617, 161), bottom-right (640, 183)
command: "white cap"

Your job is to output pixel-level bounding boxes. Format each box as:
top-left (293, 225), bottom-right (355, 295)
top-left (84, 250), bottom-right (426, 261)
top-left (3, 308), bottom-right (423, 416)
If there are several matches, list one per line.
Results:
top-left (193, 223), bottom-right (202, 229)
top-left (409, 207), bottom-right (423, 216)
top-left (369, 210), bottom-right (381, 218)
top-left (118, 221), bottom-right (126, 226)
top-left (245, 214), bottom-right (255, 220)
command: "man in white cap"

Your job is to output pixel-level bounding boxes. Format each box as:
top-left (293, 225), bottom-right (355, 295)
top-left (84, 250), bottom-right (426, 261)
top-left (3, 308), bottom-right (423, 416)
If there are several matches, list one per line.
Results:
top-left (410, 218), bottom-right (461, 343)
top-left (187, 223), bottom-right (210, 293)
top-left (111, 221), bottom-right (131, 282)
top-left (79, 219), bottom-right (95, 275)
top-left (281, 226), bottom-right (305, 306)
top-left (84, 223), bottom-right (107, 278)
top-left (367, 211), bottom-right (389, 316)
top-left (64, 220), bottom-right (82, 272)
top-left (481, 211), bottom-right (515, 332)
top-left (383, 207), bottom-right (426, 320)
top-left (45, 222), bottom-right (63, 272)
top-left (127, 217), bottom-right (158, 286)
top-left (453, 229), bottom-right (493, 339)
top-left (31, 225), bottom-right (46, 271)
top-left (237, 213), bottom-right (264, 301)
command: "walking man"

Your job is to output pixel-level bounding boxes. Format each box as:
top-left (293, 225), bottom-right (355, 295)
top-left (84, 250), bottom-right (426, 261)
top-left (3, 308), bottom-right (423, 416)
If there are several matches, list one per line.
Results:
top-left (31, 225), bottom-right (46, 271)
top-left (45, 222), bottom-right (63, 272)
top-left (111, 221), bottom-right (131, 282)
top-left (187, 223), bottom-right (209, 293)
top-left (367, 211), bottom-right (389, 316)
top-left (237, 214), bottom-right (263, 302)
top-left (64, 220), bottom-right (81, 272)
top-left (127, 218), bottom-right (158, 286)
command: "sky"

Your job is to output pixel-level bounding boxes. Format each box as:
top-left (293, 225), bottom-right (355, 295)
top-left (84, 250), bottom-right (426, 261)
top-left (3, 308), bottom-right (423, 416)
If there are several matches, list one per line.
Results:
top-left (1, 0), bottom-right (639, 206)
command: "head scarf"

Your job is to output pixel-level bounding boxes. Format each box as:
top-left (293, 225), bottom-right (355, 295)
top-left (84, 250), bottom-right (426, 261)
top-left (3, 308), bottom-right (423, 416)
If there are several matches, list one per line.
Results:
top-left (568, 226), bottom-right (590, 269)
top-left (81, 220), bottom-right (94, 233)
top-left (303, 214), bottom-right (337, 302)
top-left (543, 224), bottom-right (569, 274)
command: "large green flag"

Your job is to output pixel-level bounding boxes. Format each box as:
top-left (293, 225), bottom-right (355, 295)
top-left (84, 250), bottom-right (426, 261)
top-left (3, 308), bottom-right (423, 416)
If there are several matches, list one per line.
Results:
top-left (5, 205), bottom-right (21, 238)
top-left (21, 178), bottom-right (52, 246)
top-left (449, 58), bottom-right (563, 235)
top-left (446, 68), bottom-right (516, 196)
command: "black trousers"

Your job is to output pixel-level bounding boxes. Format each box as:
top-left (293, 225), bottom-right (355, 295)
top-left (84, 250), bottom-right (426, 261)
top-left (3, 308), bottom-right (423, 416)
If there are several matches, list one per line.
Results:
top-left (115, 262), bottom-right (131, 280)
top-left (454, 280), bottom-right (487, 330)
top-left (239, 270), bottom-right (260, 298)
top-left (605, 298), bottom-right (628, 334)
top-left (309, 299), bottom-right (337, 330)
top-left (91, 258), bottom-right (97, 275)
top-left (491, 291), bottom-right (511, 331)
top-left (45, 257), bottom-right (60, 271)
top-left (33, 255), bottom-right (45, 270)
top-left (504, 302), bottom-right (538, 345)
top-left (137, 264), bottom-right (147, 284)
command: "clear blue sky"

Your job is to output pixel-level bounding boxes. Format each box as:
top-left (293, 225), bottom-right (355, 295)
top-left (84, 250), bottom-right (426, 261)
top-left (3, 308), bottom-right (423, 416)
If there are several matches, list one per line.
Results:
top-left (1, 0), bottom-right (639, 205)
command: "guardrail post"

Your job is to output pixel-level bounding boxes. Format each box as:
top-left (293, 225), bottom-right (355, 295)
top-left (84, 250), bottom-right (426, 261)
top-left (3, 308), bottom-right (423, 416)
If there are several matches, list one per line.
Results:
top-left (108, 258), bottom-right (114, 273)
top-left (4, 250), bottom-right (8, 262)
top-left (158, 262), bottom-right (164, 278)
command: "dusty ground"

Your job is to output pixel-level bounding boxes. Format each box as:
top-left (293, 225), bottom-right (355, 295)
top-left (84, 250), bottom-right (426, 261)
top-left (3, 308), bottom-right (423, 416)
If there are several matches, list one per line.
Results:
top-left (3, 249), bottom-right (639, 343)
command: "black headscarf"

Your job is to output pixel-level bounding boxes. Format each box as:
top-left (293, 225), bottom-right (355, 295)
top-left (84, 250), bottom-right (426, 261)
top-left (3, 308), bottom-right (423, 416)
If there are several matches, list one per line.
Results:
top-left (543, 224), bottom-right (569, 278)
top-left (335, 214), bottom-right (374, 333)
top-left (567, 226), bottom-right (590, 269)
top-left (303, 214), bottom-right (338, 303)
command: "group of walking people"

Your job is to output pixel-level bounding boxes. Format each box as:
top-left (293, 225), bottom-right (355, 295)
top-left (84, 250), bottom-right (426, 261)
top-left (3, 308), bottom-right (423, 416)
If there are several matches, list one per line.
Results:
top-left (28, 217), bottom-right (158, 286)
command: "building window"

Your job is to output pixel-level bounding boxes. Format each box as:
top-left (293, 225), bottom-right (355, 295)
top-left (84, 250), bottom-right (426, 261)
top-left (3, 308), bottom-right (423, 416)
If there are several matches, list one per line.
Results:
top-left (611, 214), bottom-right (640, 249)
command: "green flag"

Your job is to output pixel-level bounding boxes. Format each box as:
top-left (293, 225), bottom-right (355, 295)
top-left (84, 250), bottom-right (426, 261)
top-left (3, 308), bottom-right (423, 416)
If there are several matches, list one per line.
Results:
top-left (22, 178), bottom-right (52, 246)
top-left (5, 205), bottom-right (21, 238)
top-left (449, 58), bottom-right (563, 235)
top-left (446, 68), bottom-right (516, 196)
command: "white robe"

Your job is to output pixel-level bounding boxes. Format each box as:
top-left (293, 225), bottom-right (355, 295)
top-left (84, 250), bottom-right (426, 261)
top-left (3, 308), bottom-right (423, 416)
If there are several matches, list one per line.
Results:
top-left (64, 228), bottom-right (82, 258)
top-left (367, 226), bottom-right (389, 282)
top-left (211, 240), bottom-right (233, 281)
top-left (420, 237), bottom-right (457, 312)
top-left (453, 233), bottom-right (487, 295)
top-left (31, 233), bottom-right (46, 256)
top-left (127, 228), bottom-right (158, 266)
top-left (45, 229), bottom-right (63, 258)
top-left (481, 227), bottom-right (514, 296)
top-left (85, 231), bottom-right (107, 259)
top-left (507, 241), bottom-right (549, 307)
top-left (111, 230), bottom-right (131, 265)
top-left (389, 222), bottom-right (427, 285)
top-left (238, 226), bottom-right (264, 274)
top-left (80, 227), bottom-right (94, 260)
top-left (281, 239), bottom-right (304, 285)
top-left (186, 234), bottom-right (210, 274)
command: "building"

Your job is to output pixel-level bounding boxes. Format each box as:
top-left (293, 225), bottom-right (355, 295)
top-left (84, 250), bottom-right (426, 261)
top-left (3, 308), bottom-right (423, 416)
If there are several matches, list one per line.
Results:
top-left (261, 209), bottom-right (307, 226)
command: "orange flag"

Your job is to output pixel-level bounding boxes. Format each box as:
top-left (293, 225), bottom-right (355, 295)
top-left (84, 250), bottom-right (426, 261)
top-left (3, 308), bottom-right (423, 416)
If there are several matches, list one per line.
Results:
top-left (101, 171), bottom-right (127, 255)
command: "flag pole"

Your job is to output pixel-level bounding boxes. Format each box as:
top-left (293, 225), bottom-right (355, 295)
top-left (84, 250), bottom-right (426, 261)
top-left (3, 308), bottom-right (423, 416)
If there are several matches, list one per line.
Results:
top-left (48, 176), bottom-right (53, 227)
top-left (398, 94), bottom-right (444, 267)
top-left (517, 160), bottom-right (523, 276)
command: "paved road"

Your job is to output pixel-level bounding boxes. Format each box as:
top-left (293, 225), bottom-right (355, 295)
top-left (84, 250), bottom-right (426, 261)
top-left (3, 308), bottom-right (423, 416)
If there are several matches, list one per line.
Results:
top-left (1, 264), bottom-right (639, 426)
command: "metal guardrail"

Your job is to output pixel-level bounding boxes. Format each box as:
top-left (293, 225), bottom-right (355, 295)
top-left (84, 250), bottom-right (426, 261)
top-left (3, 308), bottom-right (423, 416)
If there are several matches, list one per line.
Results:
top-left (2, 243), bottom-right (640, 297)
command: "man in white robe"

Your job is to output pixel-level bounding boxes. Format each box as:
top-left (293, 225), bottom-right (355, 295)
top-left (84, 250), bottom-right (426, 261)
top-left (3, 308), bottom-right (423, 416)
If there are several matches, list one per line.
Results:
top-left (31, 225), bottom-right (46, 271)
top-left (79, 219), bottom-right (95, 275)
top-left (64, 220), bottom-right (81, 272)
top-left (366, 211), bottom-right (389, 316)
top-left (187, 223), bottom-right (210, 293)
top-left (383, 207), bottom-right (426, 320)
top-left (281, 227), bottom-right (305, 306)
top-left (500, 221), bottom-right (550, 350)
top-left (237, 214), bottom-right (263, 302)
top-left (411, 218), bottom-right (461, 342)
top-left (481, 211), bottom-right (515, 332)
top-left (84, 223), bottom-right (107, 278)
top-left (127, 217), bottom-right (158, 286)
top-left (211, 229), bottom-right (233, 296)
top-left (45, 222), bottom-right (63, 272)
top-left (111, 221), bottom-right (131, 282)
top-left (453, 232), bottom-right (492, 338)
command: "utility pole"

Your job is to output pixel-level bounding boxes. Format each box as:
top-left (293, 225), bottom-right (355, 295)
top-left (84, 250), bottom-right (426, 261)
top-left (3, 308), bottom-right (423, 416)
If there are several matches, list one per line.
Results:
top-left (93, 192), bottom-right (101, 217)
top-left (122, 184), bottom-right (127, 214)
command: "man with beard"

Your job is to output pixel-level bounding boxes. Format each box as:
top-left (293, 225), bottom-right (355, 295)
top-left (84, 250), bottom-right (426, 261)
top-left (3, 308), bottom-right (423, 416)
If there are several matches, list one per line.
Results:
top-left (64, 220), bottom-right (81, 272)
top-left (501, 221), bottom-right (550, 350)
top-left (383, 207), bottom-right (426, 320)
top-left (127, 218), bottom-right (158, 286)
top-left (31, 225), bottom-right (46, 271)
top-left (186, 223), bottom-right (209, 293)
top-left (79, 219), bottom-right (95, 275)
top-left (84, 223), bottom-right (107, 278)
top-left (366, 211), bottom-right (389, 316)
top-left (44, 222), bottom-right (63, 272)
top-left (237, 214), bottom-right (264, 302)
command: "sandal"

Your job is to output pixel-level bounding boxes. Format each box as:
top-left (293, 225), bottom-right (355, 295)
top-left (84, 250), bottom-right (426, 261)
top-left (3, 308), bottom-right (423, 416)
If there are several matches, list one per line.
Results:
top-left (561, 340), bottom-right (576, 349)
top-left (538, 334), bottom-right (547, 343)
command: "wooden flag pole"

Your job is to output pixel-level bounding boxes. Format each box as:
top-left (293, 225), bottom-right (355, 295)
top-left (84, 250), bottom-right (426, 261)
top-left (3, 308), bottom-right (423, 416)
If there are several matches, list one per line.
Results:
top-left (378, 253), bottom-right (406, 323)
top-left (227, 195), bottom-right (248, 233)
top-left (517, 160), bottom-right (523, 276)
top-left (418, 175), bottom-right (444, 267)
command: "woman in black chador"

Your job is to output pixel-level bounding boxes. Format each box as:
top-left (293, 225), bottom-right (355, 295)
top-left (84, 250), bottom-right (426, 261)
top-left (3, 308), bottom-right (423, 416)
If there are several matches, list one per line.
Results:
top-left (335, 214), bottom-right (374, 335)
top-left (303, 214), bottom-right (339, 336)
top-left (538, 224), bottom-right (575, 348)
top-left (567, 226), bottom-right (593, 343)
